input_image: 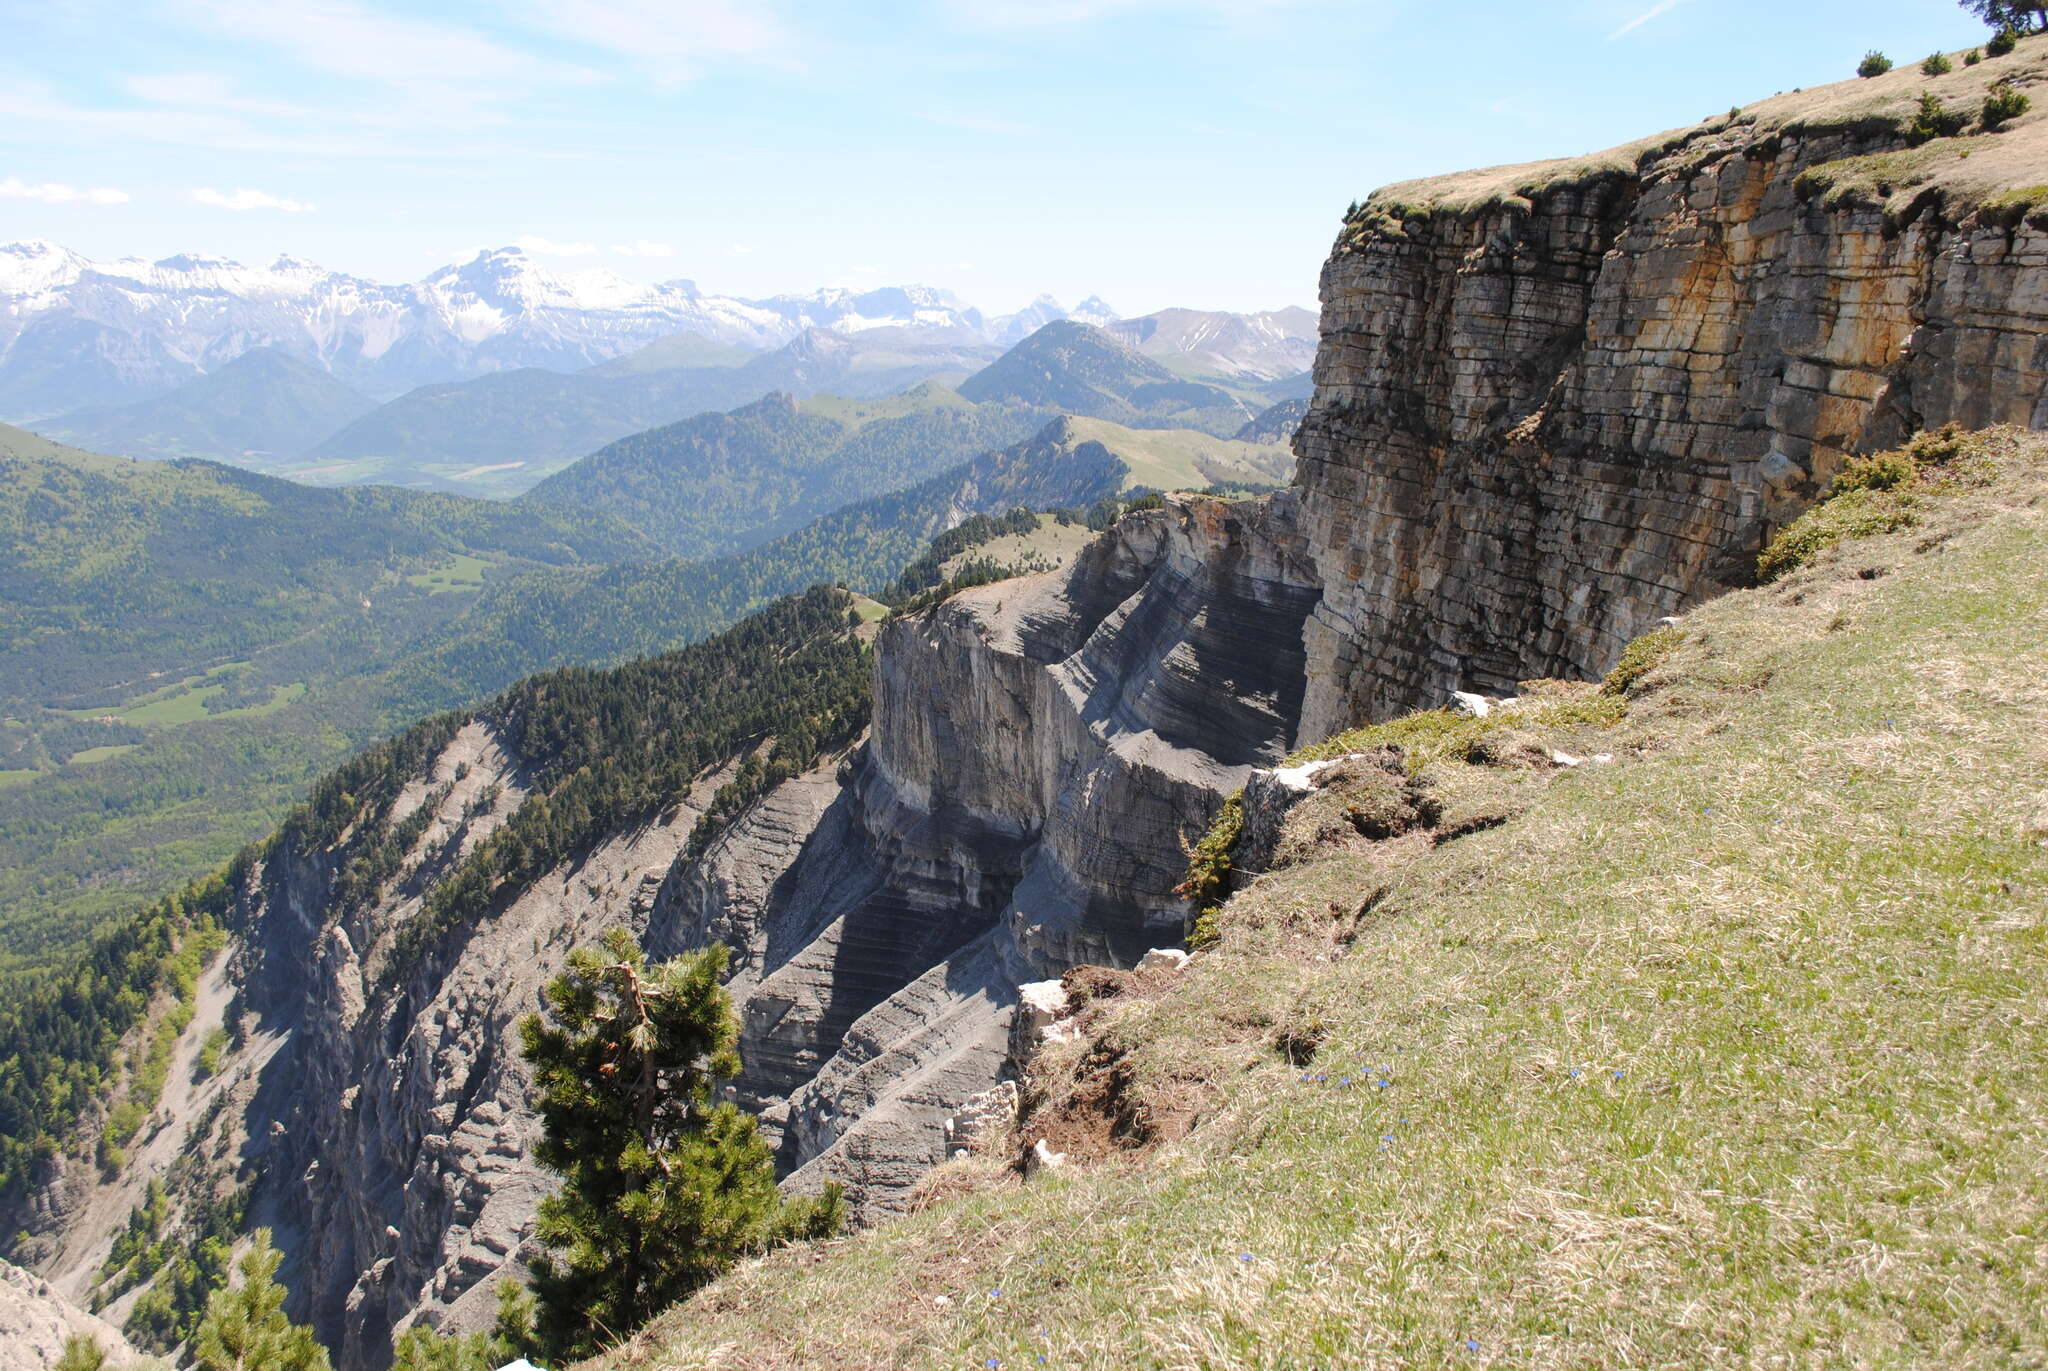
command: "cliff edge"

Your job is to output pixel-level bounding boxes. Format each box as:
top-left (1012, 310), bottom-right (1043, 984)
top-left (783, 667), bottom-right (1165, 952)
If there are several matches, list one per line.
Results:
top-left (1296, 44), bottom-right (2048, 732)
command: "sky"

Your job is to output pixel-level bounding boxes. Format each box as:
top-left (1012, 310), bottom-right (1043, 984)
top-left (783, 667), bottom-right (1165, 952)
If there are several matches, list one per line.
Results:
top-left (0, 0), bottom-right (1999, 317)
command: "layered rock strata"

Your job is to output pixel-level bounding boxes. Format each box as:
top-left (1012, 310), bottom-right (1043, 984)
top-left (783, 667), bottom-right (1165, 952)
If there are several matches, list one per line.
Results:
top-left (650, 493), bottom-right (1322, 1214)
top-left (1296, 117), bottom-right (2048, 735)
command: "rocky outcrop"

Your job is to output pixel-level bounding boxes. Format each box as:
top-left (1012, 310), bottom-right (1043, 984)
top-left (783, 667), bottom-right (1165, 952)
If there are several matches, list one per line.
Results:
top-left (649, 493), bottom-right (1323, 1215)
top-left (1295, 105), bottom-right (2048, 736)
top-left (0, 1262), bottom-right (138, 1369)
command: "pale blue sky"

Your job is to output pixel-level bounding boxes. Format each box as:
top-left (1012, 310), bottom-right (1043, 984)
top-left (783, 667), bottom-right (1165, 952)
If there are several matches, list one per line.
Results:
top-left (0, 0), bottom-right (1994, 315)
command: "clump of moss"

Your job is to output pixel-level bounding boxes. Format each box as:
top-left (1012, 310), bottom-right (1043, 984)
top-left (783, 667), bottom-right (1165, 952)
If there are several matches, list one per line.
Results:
top-left (1758, 490), bottom-right (1918, 581)
top-left (1756, 426), bottom-right (1986, 582)
top-left (1601, 626), bottom-right (1684, 697)
top-left (1983, 183), bottom-right (2048, 226)
top-left (1830, 448), bottom-right (1917, 493)
top-left (1178, 792), bottom-right (1243, 949)
top-left (1753, 428), bottom-right (1974, 577)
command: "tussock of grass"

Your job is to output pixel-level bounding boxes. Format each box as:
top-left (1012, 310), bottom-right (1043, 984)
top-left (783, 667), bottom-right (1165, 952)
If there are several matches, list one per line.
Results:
top-left (592, 428), bottom-right (2048, 1370)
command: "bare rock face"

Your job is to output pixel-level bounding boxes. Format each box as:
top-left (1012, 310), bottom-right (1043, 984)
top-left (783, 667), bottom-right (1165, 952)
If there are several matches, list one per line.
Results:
top-left (1295, 122), bottom-right (2048, 736)
top-left (647, 494), bottom-right (1324, 1215)
top-left (0, 1262), bottom-right (138, 1369)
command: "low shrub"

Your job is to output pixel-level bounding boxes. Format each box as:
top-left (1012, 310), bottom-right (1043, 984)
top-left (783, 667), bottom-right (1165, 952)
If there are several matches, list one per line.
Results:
top-left (1924, 51), bottom-right (1955, 75)
top-left (1967, 48), bottom-right (1984, 65)
top-left (1985, 79), bottom-right (2032, 127)
top-left (1907, 91), bottom-right (1970, 143)
top-left (1859, 50), bottom-right (1894, 77)
top-left (1988, 26), bottom-right (2020, 57)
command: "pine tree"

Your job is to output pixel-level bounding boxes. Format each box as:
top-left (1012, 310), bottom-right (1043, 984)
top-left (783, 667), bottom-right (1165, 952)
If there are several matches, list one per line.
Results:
top-left (1961, 0), bottom-right (2047, 34)
top-left (514, 929), bottom-right (843, 1361)
top-left (388, 1284), bottom-right (529, 1370)
top-left (190, 1230), bottom-right (330, 1371)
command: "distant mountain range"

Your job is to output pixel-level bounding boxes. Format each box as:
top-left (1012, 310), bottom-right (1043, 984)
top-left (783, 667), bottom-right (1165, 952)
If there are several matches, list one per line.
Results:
top-left (0, 240), bottom-right (1178, 419)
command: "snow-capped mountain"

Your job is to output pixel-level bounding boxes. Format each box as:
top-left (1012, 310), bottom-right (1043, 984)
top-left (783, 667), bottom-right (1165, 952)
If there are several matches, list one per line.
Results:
top-left (0, 241), bottom-right (1127, 420)
top-left (1104, 306), bottom-right (1318, 381)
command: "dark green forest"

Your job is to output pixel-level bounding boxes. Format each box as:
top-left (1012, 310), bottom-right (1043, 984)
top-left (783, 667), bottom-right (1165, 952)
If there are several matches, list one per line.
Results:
top-left (521, 390), bottom-right (1044, 558)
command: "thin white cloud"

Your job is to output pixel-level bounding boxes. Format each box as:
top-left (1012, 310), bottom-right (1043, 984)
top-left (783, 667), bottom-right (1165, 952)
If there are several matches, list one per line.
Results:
top-left (126, 72), bottom-right (314, 120)
top-left (610, 240), bottom-right (674, 257)
top-left (191, 186), bottom-right (315, 212)
top-left (727, 244), bottom-right (754, 255)
top-left (517, 0), bottom-right (799, 80)
top-left (0, 177), bottom-right (129, 206)
top-left (1608, 0), bottom-right (1683, 40)
top-left (177, 0), bottom-right (597, 120)
top-left (518, 234), bottom-right (598, 256)
top-left (918, 111), bottom-right (1038, 136)
top-left (945, 0), bottom-right (1304, 27)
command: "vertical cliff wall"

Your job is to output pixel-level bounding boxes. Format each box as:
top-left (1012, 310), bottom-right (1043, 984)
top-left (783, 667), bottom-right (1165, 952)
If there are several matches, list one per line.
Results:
top-left (1296, 72), bottom-right (2048, 735)
top-left (649, 494), bottom-right (1321, 1214)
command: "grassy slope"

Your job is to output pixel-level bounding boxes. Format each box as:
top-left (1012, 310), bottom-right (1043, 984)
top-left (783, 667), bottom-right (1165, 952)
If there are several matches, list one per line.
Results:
top-left (1366, 37), bottom-right (2048, 222)
top-left (595, 431), bottom-right (2047, 1369)
top-left (1063, 416), bottom-right (1293, 491)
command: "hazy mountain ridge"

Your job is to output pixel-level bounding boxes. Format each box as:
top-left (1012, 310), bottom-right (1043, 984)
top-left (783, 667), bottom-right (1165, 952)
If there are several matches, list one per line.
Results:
top-left (39, 347), bottom-right (377, 461)
top-left (0, 241), bottom-right (1111, 418)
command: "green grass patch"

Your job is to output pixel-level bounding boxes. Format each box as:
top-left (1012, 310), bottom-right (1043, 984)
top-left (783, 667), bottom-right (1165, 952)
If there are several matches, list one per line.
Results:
top-left (405, 552), bottom-right (494, 593)
top-left (0, 769), bottom-right (38, 790)
top-left (68, 744), bottom-right (138, 765)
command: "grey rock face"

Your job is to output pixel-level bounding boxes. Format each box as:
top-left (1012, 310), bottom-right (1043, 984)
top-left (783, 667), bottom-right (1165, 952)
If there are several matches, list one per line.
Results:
top-left (0, 1262), bottom-right (138, 1369)
top-left (648, 494), bottom-right (1324, 1216)
top-left (1295, 124), bottom-right (2048, 737)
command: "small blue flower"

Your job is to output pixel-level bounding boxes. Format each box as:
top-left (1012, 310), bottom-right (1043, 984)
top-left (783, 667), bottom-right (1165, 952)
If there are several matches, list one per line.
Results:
top-left (1613, 1070), bottom-right (1625, 1079)
top-left (1239, 1253), bottom-right (1253, 1262)
top-left (1568, 1069), bottom-right (1580, 1078)
top-left (1382, 1134), bottom-right (1394, 1142)
top-left (987, 1360), bottom-right (1001, 1368)
top-left (990, 1288), bottom-right (1002, 1298)
top-left (1465, 1339), bottom-right (1480, 1353)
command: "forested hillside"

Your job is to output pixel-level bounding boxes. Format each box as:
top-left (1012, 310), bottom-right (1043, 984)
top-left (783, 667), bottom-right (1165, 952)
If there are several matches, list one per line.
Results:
top-left (0, 423), bottom-right (658, 971)
top-left (0, 408), bottom-right (1287, 977)
top-left (520, 388), bottom-right (1046, 557)
top-left (0, 583), bottom-right (875, 1218)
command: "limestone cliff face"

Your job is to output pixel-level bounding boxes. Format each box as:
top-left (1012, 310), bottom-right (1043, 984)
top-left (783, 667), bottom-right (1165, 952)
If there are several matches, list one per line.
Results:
top-left (1295, 115), bottom-right (2048, 735)
top-left (649, 494), bottom-right (1321, 1214)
